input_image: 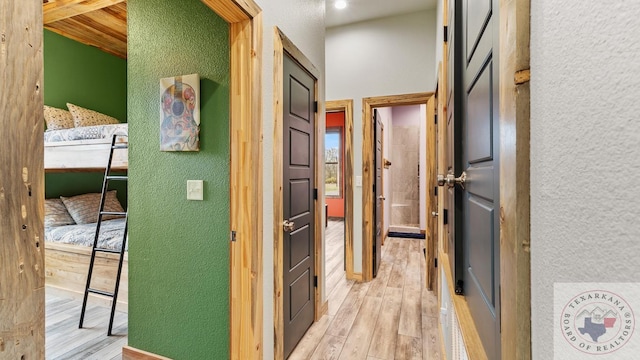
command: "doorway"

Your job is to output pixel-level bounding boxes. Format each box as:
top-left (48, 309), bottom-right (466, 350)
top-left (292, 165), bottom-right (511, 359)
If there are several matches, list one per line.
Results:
top-left (273, 28), bottom-right (324, 360)
top-left (376, 104), bottom-right (428, 237)
top-left (361, 93), bottom-right (433, 282)
top-left (325, 100), bottom-right (355, 281)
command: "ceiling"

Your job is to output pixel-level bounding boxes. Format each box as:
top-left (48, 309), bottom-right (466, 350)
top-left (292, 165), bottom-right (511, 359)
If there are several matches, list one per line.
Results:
top-left (326, 0), bottom-right (437, 28)
top-left (43, 0), bottom-right (127, 59)
top-left (41, 0), bottom-right (436, 60)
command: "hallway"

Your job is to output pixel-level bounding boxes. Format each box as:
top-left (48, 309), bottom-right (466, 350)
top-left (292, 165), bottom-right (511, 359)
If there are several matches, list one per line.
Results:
top-left (290, 219), bottom-right (441, 359)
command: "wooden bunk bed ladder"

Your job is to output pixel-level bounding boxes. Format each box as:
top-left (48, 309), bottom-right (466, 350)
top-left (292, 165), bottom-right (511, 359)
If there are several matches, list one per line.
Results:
top-left (78, 134), bottom-right (129, 336)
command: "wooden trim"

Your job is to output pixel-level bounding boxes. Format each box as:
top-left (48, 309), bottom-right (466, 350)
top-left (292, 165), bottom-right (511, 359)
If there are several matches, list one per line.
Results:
top-left (351, 272), bottom-right (363, 282)
top-left (43, 0), bottom-right (125, 24)
top-left (1, 1), bottom-right (44, 357)
top-left (438, 321), bottom-right (448, 360)
top-left (273, 27), bottom-right (323, 360)
top-left (320, 300), bottom-right (329, 317)
top-left (439, 250), bottom-right (488, 360)
top-left (326, 99), bottom-right (355, 281)
top-left (122, 346), bottom-right (172, 360)
top-left (361, 92), bottom-right (433, 281)
top-left (498, 0), bottom-right (531, 359)
top-left (199, 1), bottom-right (264, 359)
top-left (201, 0), bottom-right (261, 23)
top-left (45, 138), bottom-right (128, 172)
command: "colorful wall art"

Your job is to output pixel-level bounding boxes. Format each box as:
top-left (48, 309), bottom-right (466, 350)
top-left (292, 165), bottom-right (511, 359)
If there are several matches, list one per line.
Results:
top-left (160, 73), bottom-right (200, 151)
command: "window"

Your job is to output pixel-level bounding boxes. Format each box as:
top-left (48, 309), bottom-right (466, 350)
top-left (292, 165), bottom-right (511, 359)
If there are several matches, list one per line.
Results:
top-left (325, 128), bottom-right (341, 197)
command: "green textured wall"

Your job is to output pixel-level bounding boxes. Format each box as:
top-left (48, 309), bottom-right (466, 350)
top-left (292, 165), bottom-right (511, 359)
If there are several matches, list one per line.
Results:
top-left (127, 0), bottom-right (230, 358)
top-left (43, 30), bottom-right (128, 205)
top-left (44, 29), bottom-right (127, 122)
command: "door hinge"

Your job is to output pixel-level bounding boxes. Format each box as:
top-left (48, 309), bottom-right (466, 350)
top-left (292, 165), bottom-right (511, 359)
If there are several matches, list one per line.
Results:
top-left (455, 280), bottom-right (464, 295)
top-left (314, 101), bottom-right (318, 113)
top-left (443, 208), bottom-right (448, 225)
top-left (230, 230), bottom-right (236, 242)
top-left (435, 258), bottom-right (438, 268)
top-left (434, 114), bottom-right (438, 124)
top-left (434, 186), bottom-right (438, 196)
top-left (423, 248), bottom-right (426, 258)
top-left (314, 275), bottom-right (318, 288)
top-left (313, 188), bottom-right (318, 200)
top-left (444, 25), bottom-right (448, 43)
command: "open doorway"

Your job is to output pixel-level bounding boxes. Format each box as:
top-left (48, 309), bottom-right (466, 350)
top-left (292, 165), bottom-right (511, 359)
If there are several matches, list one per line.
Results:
top-left (325, 100), bottom-right (356, 283)
top-left (361, 92), bottom-right (433, 282)
top-left (376, 104), bottom-right (428, 238)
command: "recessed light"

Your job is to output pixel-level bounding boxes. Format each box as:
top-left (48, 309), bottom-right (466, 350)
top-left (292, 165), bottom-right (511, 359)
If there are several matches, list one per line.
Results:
top-left (335, 0), bottom-right (347, 10)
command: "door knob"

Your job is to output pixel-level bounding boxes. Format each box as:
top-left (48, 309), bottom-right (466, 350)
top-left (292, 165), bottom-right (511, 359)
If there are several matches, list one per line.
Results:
top-left (378, 195), bottom-right (386, 200)
top-left (437, 171), bottom-right (467, 189)
top-left (283, 220), bottom-right (295, 232)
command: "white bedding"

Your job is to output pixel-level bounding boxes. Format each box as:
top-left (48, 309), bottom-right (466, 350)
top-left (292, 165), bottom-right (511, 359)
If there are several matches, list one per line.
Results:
top-left (44, 123), bottom-right (128, 143)
top-left (45, 218), bottom-right (127, 251)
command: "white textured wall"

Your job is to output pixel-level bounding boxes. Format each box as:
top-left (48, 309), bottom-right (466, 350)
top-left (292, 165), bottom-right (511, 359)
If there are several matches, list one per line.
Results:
top-left (435, 0), bottom-right (443, 79)
top-left (530, 1), bottom-right (640, 359)
top-left (256, 1), bottom-right (325, 358)
top-left (326, 10), bottom-right (437, 272)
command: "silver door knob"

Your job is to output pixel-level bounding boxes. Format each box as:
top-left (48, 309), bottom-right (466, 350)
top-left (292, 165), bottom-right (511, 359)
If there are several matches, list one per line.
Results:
top-left (283, 220), bottom-right (295, 232)
top-left (378, 195), bottom-right (386, 200)
top-left (436, 171), bottom-right (467, 189)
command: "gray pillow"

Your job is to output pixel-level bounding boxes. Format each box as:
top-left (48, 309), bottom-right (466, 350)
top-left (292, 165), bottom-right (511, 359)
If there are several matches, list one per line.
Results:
top-left (44, 198), bottom-right (76, 227)
top-left (61, 190), bottom-right (125, 225)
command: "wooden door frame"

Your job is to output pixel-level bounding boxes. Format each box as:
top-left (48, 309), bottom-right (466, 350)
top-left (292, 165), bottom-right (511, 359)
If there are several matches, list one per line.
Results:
top-left (273, 27), bottom-right (325, 360)
top-left (326, 100), bottom-right (355, 280)
top-left (362, 92), bottom-right (433, 281)
top-left (435, 0), bottom-right (532, 359)
top-left (190, 2), bottom-right (267, 360)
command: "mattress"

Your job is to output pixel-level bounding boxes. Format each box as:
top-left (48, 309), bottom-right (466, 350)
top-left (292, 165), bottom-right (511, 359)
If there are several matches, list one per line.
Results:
top-left (44, 123), bottom-right (128, 143)
top-left (45, 218), bottom-right (127, 251)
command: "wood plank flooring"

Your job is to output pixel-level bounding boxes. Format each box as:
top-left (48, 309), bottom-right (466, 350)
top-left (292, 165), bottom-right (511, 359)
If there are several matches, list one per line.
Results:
top-left (290, 219), bottom-right (441, 360)
top-left (45, 290), bottom-right (127, 360)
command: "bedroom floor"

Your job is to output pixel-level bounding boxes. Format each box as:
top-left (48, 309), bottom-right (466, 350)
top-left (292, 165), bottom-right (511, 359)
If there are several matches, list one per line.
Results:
top-left (45, 290), bottom-right (127, 360)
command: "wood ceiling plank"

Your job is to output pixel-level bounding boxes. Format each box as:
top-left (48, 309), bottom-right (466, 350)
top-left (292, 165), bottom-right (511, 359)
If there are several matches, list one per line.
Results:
top-left (45, 15), bottom-right (127, 58)
top-left (44, 0), bottom-right (125, 24)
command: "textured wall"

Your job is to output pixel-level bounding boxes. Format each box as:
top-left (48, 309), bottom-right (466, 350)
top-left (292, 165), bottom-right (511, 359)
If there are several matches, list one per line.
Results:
top-left (326, 10), bottom-right (437, 272)
top-left (44, 30), bottom-right (128, 205)
top-left (530, 1), bottom-right (640, 358)
top-left (127, 0), bottom-right (230, 358)
top-left (44, 30), bottom-right (127, 122)
top-left (256, 1), bottom-right (326, 358)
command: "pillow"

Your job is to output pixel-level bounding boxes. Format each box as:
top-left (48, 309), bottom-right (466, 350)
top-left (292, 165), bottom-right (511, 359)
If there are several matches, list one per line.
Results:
top-left (61, 190), bottom-right (125, 225)
top-left (67, 103), bottom-right (120, 127)
top-left (43, 105), bottom-right (74, 130)
top-left (44, 198), bottom-right (76, 227)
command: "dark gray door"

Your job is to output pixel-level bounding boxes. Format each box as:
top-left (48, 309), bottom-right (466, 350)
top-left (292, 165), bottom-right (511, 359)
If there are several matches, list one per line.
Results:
top-left (283, 53), bottom-right (316, 358)
top-left (373, 110), bottom-right (383, 277)
top-left (451, 0), bottom-right (501, 358)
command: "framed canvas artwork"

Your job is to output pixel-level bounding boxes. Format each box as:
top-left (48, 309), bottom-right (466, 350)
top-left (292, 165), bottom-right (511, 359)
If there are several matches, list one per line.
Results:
top-left (160, 73), bottom-right (200, 151)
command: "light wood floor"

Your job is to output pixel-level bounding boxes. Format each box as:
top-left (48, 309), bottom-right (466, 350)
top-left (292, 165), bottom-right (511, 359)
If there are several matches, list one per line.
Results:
top-left (45, 291), bottom-right (127, 359)
top-left (290, 219), bottom-right (441, 360)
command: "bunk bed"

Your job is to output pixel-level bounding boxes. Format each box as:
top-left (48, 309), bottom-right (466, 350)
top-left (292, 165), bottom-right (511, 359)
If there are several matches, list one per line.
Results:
top-left (44, 125), bottom-right (129, 310)
top-left (42, 0), bottom-right (130, 309)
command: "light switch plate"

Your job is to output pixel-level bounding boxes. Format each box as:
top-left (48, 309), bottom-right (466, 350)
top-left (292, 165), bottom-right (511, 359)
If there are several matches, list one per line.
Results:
top-left (187, 180), bottom-right (203, 200)
top-left (355, 176), bottom-right (363, 187)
